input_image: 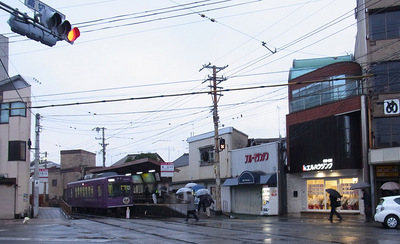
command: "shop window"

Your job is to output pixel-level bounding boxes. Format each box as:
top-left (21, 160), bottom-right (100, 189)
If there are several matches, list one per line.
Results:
top-left (307, 178), bottom-right (359, 211)
top-left (339, 178), bottom-right (359, 210)
top-left (307, 179), bottom-right (325, 210)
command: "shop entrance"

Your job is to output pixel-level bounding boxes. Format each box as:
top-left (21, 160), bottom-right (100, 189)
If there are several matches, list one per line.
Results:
top-left (233, 185), bottom-right (262, 215)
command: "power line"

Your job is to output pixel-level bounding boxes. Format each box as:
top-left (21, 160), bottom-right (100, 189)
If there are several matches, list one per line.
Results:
top-left (8, 74), bottom-right (371, 110)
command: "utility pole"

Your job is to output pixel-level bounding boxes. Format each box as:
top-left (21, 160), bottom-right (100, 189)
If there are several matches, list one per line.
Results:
top-left (94, 127), bottom-right (108, 167)
top-left (33, 113), bottom-right (40, 218)
top-left (200, 63), bottom-right (228, 214)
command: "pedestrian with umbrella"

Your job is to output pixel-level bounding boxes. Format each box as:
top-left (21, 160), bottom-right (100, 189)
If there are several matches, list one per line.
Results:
top-left (185, 193), bottom-right (199, 222)
top-left (326, 189), bottom-right (343, 222)
top-left (350, 182), bottom-right (372, 222)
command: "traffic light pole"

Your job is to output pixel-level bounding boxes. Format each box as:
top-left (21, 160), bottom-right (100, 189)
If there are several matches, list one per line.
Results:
top-left (33, 113), bottom-right (40, 218)
top-left (201, 63), bottom-right (227, 214)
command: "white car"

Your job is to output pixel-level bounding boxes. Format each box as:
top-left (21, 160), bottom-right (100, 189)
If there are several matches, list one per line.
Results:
top-left (374, 195), bottom-right (400, 229)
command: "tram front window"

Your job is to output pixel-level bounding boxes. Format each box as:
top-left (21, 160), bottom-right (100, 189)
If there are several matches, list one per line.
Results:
top-left (108, 183), bottom-right (131, 197)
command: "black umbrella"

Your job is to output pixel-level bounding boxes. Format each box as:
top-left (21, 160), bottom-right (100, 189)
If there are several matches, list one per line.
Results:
top-left (325, 189), bottom-right (341, 198)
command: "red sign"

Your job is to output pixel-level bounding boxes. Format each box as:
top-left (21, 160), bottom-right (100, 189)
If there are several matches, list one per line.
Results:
top-left (161, 162), bottom-right (174, 177)
top-left (245, 152), bottom-right (269, 164)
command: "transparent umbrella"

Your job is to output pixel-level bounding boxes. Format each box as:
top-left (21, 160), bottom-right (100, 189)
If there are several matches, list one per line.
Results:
top-left (185, 183), bottom-right (197, 188)
top-left (176, 187), bottom-right (192, 194)
top-left (196, 188), bottom-right (210, 196)
top-left (380, 182), bottom-right (400, 191)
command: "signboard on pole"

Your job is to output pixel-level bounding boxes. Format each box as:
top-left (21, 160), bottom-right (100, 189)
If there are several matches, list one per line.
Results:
top-left (161, 162), bottom-right (174, 177)
top-left (39, 168), bottom-right (48, 183)
top-left (24, 0), bottom-right (66, 19)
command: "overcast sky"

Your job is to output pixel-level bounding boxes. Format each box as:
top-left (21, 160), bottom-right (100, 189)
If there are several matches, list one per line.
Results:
top-left (0, 0), bottom-right (357, 166)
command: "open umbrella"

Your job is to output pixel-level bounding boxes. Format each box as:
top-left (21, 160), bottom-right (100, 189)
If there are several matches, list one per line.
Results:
top-left (196, 188), bottom-right (210, 196)
top-left (191, 184), bottom-right (205, 192)
top-left (325, 189), bottom-right (341, 198)
top-left (176, 187), bottom-right (192, 194)
top-left (185, 183), bottom-right (197, 188)
top-left (350, 182), bottom-right (371, 190)
top-left (380, 182), bottom-right (400, 191)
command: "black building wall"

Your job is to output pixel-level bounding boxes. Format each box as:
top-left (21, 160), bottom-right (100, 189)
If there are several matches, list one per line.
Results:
top-left (289, 111), bottom-right (361, 173)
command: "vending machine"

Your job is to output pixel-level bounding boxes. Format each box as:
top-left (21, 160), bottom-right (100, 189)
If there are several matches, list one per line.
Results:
top-left (261, 186), bottom-right (278, 215)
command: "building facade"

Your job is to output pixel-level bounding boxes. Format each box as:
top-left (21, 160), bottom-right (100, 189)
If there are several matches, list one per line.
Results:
top-left (48, 149), bottom-right (97, 200)
top-left (286, 56), bottom-right (366, 214)
top-left (354, 0), bottom-right (400, 207)
top-left (0, 75), bottom-right (31, 219)
top-left (172, 127), bottom-right (248, 198)
top-left (222, 142), bottom-right (280, 215)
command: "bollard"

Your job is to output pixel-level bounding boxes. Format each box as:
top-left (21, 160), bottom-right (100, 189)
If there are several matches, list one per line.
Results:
top-left (126, 207), bottom-right (130, 219)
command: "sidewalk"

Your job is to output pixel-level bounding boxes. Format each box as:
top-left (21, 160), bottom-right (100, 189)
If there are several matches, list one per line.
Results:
top-left (0, 207), bottom-right (373, 226)
top-left (0, 207), bottom-right (69, 225)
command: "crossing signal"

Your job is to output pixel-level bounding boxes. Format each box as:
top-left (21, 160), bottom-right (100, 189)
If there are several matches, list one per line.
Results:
top-left (219, 138), bottom-right (226, 151)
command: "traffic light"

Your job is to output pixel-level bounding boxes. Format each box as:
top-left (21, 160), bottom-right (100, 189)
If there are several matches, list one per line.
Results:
top-left (7, 7), bottom-right (80, 47)
top-left (67, 27), bottom-right (80, 42)
top-left (8, 15), bottom-right (58, 47)
top-left (219, 138), bottom-right (226, 151)
top-left (40, 9), bottom-right (80, 44)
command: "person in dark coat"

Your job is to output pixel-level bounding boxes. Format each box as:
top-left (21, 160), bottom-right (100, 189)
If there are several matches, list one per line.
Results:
top-left (362, 189), bottom-right (372, 222)
top-left (197, 194), bottom-right (214, 217)
top-left (185, 194), bottom-right (199, 222)
top-left (328, 194), bottom-right (343, 222)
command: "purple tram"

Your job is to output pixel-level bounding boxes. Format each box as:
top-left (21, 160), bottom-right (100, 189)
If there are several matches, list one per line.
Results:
top-left (67, 175), bottom-right (133, 213)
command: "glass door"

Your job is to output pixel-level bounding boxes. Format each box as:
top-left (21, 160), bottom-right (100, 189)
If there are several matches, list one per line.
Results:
top-left (325, 180), bottom-right (338, 210)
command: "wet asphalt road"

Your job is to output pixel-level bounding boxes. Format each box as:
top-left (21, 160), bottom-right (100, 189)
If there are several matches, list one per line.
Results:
top-left (0, 208), bottom-right (398, 243)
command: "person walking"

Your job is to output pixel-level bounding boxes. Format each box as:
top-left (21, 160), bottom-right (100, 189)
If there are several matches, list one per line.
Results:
top-left (328, 194), bottom-right (343, 222)
top-left (362, 189), bottom-right (372, 222)
top-left (204, 194), bottom-right (214, 217)
top-left (185, 193), bottom-right (199, 222)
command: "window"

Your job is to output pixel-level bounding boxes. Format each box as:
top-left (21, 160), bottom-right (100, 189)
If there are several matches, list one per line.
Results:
top-left (289, 75), bottom-right (361, 113)
top-left (0, 101), bottom-right (27, 123)
top-left (199, 146), bottom-right (215, 165)
top-left (374, 117), bottom-right (400, 148)
top-left (10, 102), bottom-right (26, 117)
top-left (0, 103), bottom-right (9, 123)
top-left (8, 141), bottom-right (26, 161)
top-left (371, 62), bottom-right (400, 93)
top-left (370, 10), bottom-right (400, 40)
top-left (52, 179), bottom-right (57, 187)
top-left (307, 178), bottom-right (359, 211)
top-left (108, 182), bottom-right (131, 197)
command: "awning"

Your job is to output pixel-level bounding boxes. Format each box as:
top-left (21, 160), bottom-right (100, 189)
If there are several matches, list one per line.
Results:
top-left (222, 171), bottom-right (277, 187)
top-left (222, 178), bottom-right (238, 186)
top-left (260, 174), bottom-right (277, 185)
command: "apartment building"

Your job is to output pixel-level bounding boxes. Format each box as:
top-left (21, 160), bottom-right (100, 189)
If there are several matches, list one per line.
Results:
top-left (354, 0), bottom-right (400, 205)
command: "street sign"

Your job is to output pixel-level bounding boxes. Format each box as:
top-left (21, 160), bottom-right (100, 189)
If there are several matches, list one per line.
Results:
top-left (161, 162), bottom-right (174, 177)
top-left (384, 99), bottom-right (399, 115)
top-left (39, 168), bottom-right (48, 183)
top-left (24, 0), bottom-right (66, 19)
